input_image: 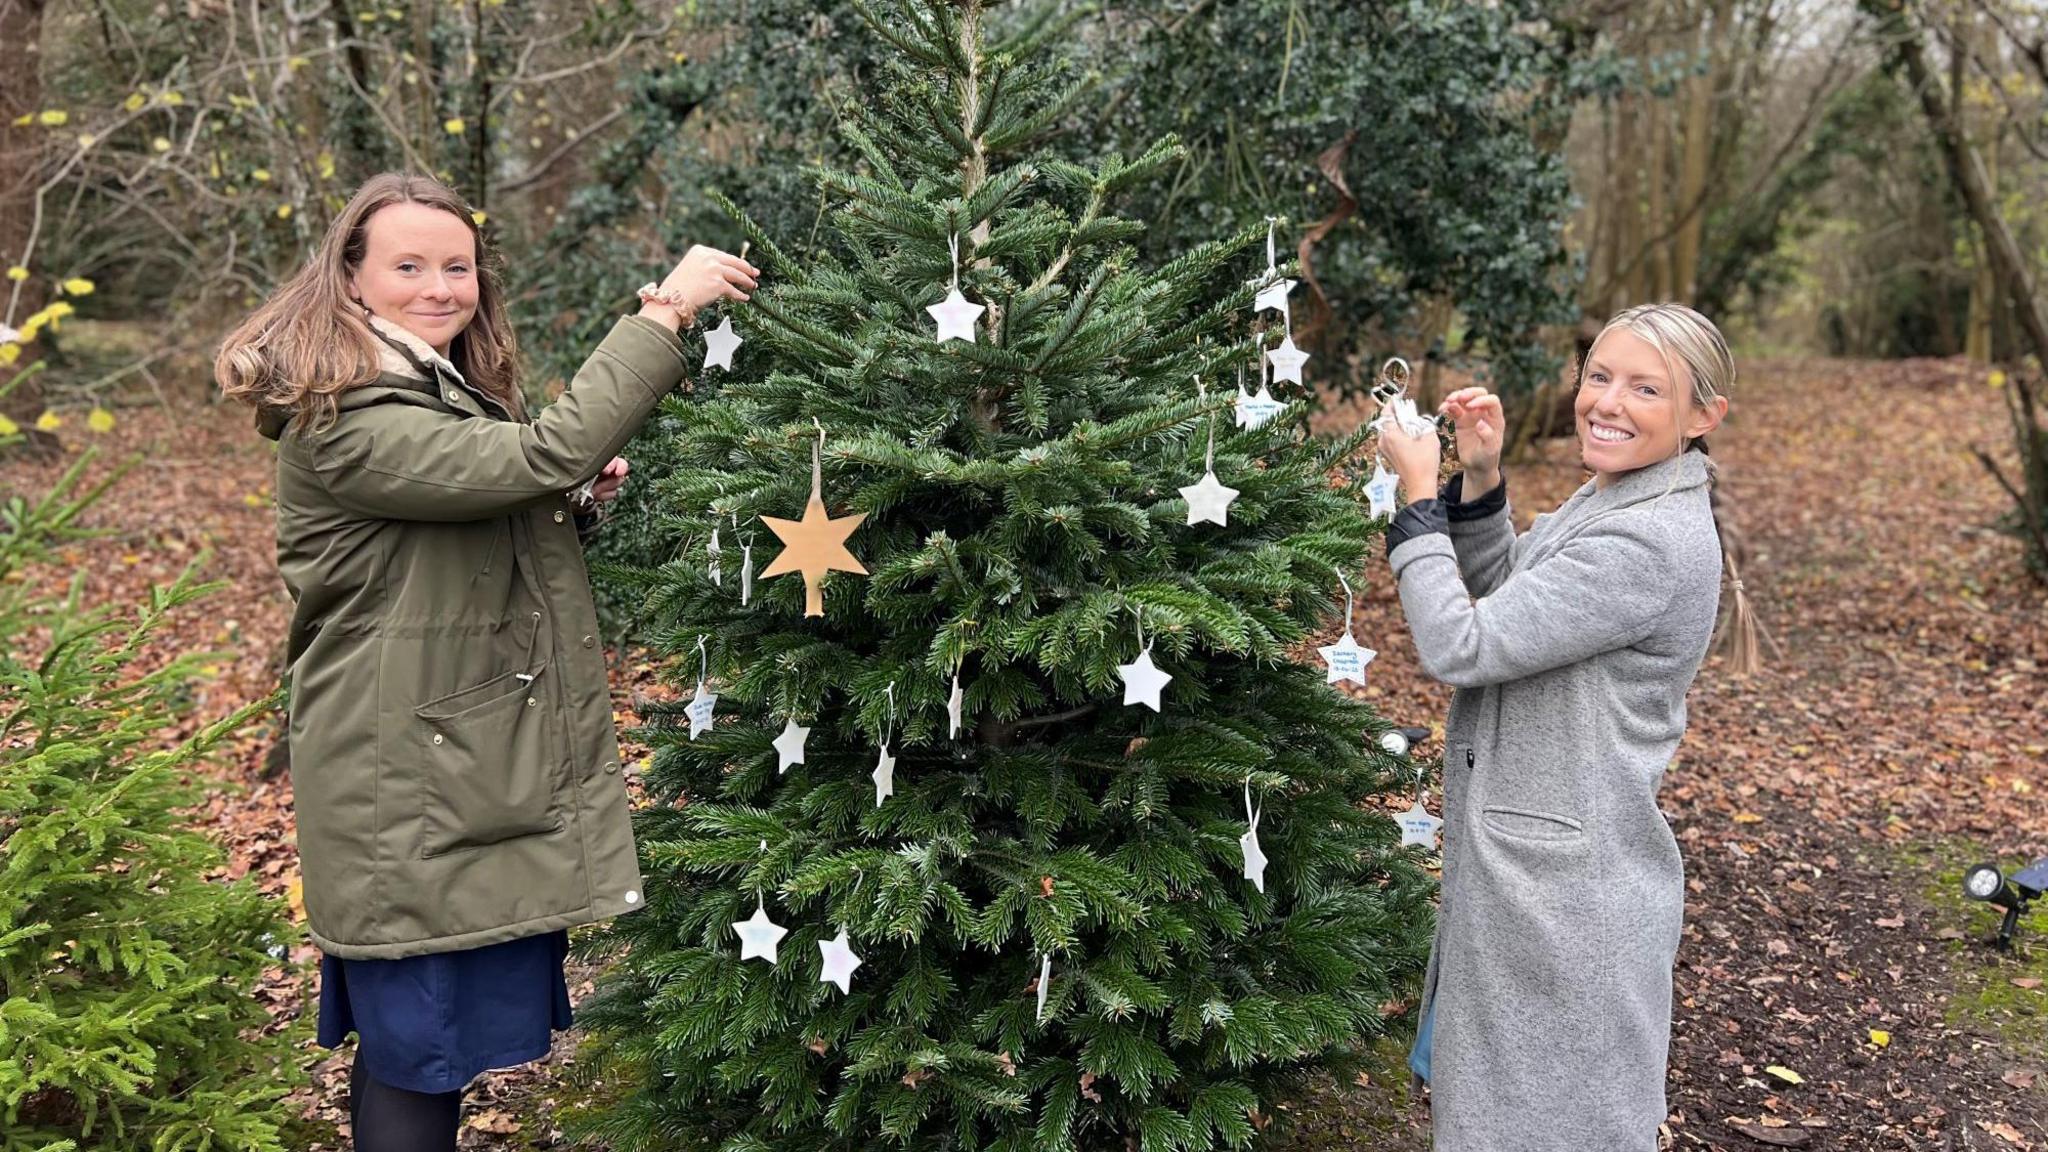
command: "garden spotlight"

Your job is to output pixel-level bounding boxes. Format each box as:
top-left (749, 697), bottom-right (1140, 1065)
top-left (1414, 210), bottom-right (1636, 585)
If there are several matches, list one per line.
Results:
top-left (1962, 857), bottom-right (2048, 951)
top-left (1379, 728), bottom-right (1432, 759)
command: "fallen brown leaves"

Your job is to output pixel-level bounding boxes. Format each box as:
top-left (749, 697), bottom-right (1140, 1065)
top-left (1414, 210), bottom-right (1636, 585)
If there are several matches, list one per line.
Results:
top-left (6, 355), bottom-right (2045, 1150)
top-left (1286, 357), bottom-right (2048, 1151)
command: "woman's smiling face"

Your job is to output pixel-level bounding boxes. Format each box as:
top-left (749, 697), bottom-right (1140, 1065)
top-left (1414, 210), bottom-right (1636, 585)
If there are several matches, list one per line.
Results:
top-left (1576, 327), bottom-right (1725, 486)
top-left (347, 201), bottom-right (479, 357)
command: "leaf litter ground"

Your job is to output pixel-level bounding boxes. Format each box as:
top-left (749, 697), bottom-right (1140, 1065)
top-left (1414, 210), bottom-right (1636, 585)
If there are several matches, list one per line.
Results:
top-left (4, 357), bottom-right (2043, 1149)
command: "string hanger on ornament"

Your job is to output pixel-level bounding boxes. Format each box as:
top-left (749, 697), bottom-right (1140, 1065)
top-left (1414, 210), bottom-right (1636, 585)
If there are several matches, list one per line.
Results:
top-left (686, 633), bottom-right (718, 740)
top-left (758, 416), bottom-right (868, 617)
top-left (1115, 601), bottom-right (1173, 712)
top-left (1252, 215), bottom-right (1298, 318)
top-left (1368, 356), bottom-right (1439, 445)
top-left (1316, 569), bottom-right (1375, 686)
top-left (927, 231), bottom-right (985, 343)
top-left (871, 680), bottom-right (899, 806)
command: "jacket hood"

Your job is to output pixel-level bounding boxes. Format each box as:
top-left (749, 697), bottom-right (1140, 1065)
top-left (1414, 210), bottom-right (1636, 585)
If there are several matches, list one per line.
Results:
top-left (254, 313), bottom-right (456, 443)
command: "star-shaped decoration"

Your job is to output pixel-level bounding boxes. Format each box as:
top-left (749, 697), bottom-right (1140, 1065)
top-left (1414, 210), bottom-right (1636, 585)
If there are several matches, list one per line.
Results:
top-left (1179, 468), bottom-right (1240, 527)
top-left (818, 927), bottom-right (863, 993)
top-left (1234, 384), bottom-right (1283, 431)
top-left (1252, 277), bottom-right (1296, 316)
top-left (760, 496), bottom-right (868, 617)
top-left (1239, 822), bottom-right (1268, 893)
top-left (772, 717), bottom-right (810, 774)
top-left (1397, 801), bottom-right (1443, 850)
top-left (686, 680), bottom-right (718, 741)
top-left (1365, 462), bottom-right (1399, 520)
top-left (1318, 630), bottom-right (1377, 687)
top-left (1117, 645), bottom-right (1172, 712)
top-left (871, 743), bottom-right (896, 807)
top-left (926, 286), bottom-right (986, 343)
top-left (733, 898), bottom-right (788, 964)
top-left (946, 675), bottom-right (965, 740)
top-left (1266, 335), bottom-right (1310, 385)
top-left (703, 315), bottom-right (742, 372)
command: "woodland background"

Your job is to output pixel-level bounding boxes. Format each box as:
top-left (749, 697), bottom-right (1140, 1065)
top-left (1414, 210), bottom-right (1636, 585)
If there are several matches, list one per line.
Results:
top-left (4, 0), bottom-right (2048, 1149)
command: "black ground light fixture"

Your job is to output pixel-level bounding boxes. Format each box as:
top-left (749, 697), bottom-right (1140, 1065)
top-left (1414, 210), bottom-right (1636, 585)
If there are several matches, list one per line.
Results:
top-left (1379, 727), bottom-right (1433, 760)
top-left (1962, 857), bottom-right (2048, 951)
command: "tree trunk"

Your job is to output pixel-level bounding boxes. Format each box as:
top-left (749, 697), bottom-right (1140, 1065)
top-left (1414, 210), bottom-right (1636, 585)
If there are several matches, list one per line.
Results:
top-left (1646, 93), bottom-right (1672, 301)
top-left (1671, 1), bottom-right (1724, 301)
top-left (1884, 0), bottom-right (2048, 577)
top-left (1891, 5), bottom-right (2048, 370)
top-left (1959, 4), bottom-right (1998, 363)
top-left (0, 0), bottom-right (57, 458)
top-left (1615, 92), bottom-right (1645, 308)
top-left (1594, 100), bottom-right (1619, 316)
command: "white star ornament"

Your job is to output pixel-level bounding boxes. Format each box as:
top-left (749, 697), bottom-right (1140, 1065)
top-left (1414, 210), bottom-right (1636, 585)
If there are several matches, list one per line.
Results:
top-left (733, 898), bottom-right (789, 964)
top-left (927, 287), bottom-right (985, 343)
top-left (1117, 646), bottom-right (1173, 712)
top-left (703, 315), bottom-right (742, 372)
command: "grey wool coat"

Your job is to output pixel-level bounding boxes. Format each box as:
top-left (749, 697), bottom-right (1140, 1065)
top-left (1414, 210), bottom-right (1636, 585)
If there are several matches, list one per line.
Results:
top-left (1387, 449), bottom-right (1722, 1151)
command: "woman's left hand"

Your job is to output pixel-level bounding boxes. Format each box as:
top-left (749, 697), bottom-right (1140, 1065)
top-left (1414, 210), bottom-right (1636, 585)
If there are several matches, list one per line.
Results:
top-left (1375, 406), bottom-right (1442, 502)
top-left (591, 456), bottom-right (630, 503)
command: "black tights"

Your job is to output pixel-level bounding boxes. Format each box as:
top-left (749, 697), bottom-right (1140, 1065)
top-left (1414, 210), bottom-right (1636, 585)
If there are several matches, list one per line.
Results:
top-left (349, 1044), bottom-right (462, 1152)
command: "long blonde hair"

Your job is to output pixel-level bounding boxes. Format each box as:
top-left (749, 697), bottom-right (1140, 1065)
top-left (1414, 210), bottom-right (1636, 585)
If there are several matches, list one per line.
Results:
top-left (1583, 302), bottom-right (1772, 675)
top-left (215, 172), bottom-right (524, 433)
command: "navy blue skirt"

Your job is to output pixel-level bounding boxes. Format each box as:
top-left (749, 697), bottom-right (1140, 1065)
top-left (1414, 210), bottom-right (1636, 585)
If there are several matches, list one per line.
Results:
top-left (316, 929), bottom-right (573, 1094)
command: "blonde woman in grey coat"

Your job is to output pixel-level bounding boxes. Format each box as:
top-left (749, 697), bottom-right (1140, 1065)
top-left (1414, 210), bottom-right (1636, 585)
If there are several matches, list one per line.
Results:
top-left (1375, 303), bottom-right (1752, 1151)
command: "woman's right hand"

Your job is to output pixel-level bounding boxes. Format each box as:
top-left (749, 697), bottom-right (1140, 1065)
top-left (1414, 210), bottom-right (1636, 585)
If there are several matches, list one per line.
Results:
top-left (1439, 387), bottom-right (1504, 479)
top-left (640, 245), bottom-right (760, 331)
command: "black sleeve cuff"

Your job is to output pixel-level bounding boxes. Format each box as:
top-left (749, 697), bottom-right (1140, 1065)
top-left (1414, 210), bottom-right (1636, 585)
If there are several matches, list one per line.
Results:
top-left (1385, 497), bottom-right (1448, 556)
top-left (1442, 469), bottom-right (1507, 523)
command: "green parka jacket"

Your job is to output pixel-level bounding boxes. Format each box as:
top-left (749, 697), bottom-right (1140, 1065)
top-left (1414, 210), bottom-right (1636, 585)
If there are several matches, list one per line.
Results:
top-left (260, 313), bottom-right (687, 960)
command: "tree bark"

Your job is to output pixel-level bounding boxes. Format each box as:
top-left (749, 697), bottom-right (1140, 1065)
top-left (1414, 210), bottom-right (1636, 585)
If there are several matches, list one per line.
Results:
top-left (0, 0), bottom-right (57, 458)
top-left (1615, 91), bottom-right (1645, 307)
top-left (1646, 90), bottom-right (1672, 301)
top-left (1959, 4), bottom-right (1998, 363)
top-left (1671, 0), bottom-right (1725, 301)
top-left (1891, 4), bottom-right (2048, 370)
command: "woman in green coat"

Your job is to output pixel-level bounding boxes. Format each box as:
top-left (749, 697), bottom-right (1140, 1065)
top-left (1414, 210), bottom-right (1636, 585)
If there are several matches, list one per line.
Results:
top-left (217, 171), bottom-right (756, 1150)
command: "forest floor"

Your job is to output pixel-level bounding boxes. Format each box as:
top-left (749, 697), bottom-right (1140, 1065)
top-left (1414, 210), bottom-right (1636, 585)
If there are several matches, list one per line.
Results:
top-left (5, 353), bottom-right (2047, 1151)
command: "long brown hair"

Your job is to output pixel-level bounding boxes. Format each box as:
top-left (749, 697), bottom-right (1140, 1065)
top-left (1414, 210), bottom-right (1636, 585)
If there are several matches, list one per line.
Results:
top-left (215, 172), bottom-right (523, 433)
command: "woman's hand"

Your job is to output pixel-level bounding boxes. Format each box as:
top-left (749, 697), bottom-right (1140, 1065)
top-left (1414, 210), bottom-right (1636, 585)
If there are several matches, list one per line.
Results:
top-left (591, 457), bottom-right (629, 503)
top-left (1376, 404), bottom-right (1442, 503)
top-left (639, 245), bottom-right (761, 331)
top-left (1439, 386), bottom-right (1504, 481)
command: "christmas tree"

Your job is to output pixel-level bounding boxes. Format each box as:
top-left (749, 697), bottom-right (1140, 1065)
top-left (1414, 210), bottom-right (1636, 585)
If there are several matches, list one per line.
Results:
top-left (576, 3), bottom-right (1435, 1148)
top-left (0, 444), bottom-right (307, 1152)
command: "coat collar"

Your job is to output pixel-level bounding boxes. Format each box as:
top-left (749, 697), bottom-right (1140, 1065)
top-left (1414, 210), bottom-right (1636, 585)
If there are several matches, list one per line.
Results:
top-left (363, 311), bottom-right (465, 385)
top-left (1564, 448), bottom-right (1710, 518)
top-left (253, 314), bottom-right (470, 442)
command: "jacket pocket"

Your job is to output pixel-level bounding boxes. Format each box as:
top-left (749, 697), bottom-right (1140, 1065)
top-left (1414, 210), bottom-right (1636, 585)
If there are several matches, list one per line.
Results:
top-left (413, 660), bottom-right (561, 857)
top-left (1480, 805), bottom-right (1585, 842)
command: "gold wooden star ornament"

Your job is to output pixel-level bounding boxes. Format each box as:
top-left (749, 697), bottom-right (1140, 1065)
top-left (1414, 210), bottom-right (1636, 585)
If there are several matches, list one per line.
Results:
top-left (759, 423), bottom-right (867, 617)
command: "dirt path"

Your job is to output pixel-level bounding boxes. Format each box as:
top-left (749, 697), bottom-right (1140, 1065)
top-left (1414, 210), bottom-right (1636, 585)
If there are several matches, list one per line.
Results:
top-left (5, 357), bottom-right (2044, 1150)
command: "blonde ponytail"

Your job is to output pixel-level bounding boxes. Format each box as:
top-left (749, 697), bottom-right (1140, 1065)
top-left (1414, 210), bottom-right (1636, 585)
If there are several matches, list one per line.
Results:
top-left (1593, 302), bottom-right (1772, 675)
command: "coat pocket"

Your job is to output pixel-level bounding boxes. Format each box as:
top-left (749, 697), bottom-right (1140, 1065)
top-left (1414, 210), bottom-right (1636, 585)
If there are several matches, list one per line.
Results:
top-left (413, 660), bottom-right (561, 857)
top-left (1480, 805), bottom-right (1585, 842)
